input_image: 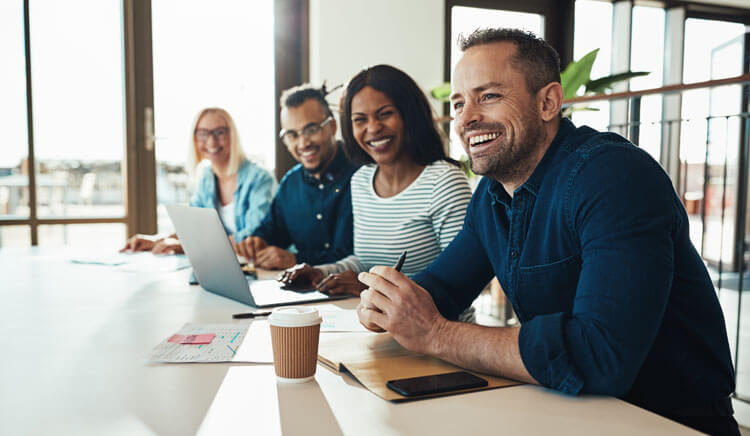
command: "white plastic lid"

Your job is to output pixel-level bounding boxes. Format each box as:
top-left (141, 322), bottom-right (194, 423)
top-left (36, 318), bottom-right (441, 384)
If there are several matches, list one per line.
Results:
top-left (268, 306), bottom-right (322, 327)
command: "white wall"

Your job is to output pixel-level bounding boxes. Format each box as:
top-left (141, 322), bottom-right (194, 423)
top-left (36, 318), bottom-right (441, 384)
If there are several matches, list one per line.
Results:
top-left (309, 0), bottom-right (445, 116)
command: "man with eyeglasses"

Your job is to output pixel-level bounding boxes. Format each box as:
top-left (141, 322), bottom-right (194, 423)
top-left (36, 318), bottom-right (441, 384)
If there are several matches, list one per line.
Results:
top-left (234, 84), bottom-right (359, 269)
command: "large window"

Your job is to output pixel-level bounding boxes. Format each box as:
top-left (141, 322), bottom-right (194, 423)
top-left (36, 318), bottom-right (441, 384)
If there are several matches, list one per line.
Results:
top-left (679, 18), bottom-right (746, 264)
top-left (0, 0), bottom-right (128, 248)
top-left (152, 0), bottom-right (275, 234)
top-left (0, 1), bottom-right (30, 247)
top-left (0, 0), bottom-right (300, 248)
top-left (30, 0), bottom-right (126, 219)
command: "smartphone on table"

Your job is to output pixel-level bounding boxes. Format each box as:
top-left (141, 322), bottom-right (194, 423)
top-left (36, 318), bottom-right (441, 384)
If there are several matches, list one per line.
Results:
top-left (386, 371), bottom-right (488, 397)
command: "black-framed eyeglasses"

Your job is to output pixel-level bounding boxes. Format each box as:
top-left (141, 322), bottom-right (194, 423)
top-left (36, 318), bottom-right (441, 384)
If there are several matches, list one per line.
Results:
top-left (195, 126), bottom-right (230, 142)
top-left (279, 116), bottom-right (332, 146)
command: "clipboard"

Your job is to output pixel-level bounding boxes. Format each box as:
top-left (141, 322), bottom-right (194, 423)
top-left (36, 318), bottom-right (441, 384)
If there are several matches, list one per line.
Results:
top-left (318, 332), bottom-right (521, 402)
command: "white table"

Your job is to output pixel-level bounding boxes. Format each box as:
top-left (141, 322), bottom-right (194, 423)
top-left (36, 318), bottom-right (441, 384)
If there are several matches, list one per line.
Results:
top-left (0, 247), bottom-right (698, 435)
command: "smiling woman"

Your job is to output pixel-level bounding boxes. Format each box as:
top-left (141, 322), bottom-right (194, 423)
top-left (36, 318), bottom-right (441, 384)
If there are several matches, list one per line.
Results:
top-left (121, 108), bottom-right (275, 255)
top-left (349, 86), bottom-right (407, 170)
top-left (280, 65), bottom-right (475, 322)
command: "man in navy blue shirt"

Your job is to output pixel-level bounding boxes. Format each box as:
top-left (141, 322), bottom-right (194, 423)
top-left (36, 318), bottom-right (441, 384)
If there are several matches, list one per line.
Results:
top-left (235, 85), bottom-right (358, 269)
top-left (357, 29), bottom-right (737, 435)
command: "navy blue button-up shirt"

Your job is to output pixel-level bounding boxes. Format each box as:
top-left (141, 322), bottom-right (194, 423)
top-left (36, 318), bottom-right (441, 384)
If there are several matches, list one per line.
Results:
top-left (415, 118), bottom-right (735, 414)
top-left (253, 144), bottom-right (359, 265)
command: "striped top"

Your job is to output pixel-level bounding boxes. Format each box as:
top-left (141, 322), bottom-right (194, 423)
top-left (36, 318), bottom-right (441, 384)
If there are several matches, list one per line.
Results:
top-left (317, 160), bottom-right (472, 277)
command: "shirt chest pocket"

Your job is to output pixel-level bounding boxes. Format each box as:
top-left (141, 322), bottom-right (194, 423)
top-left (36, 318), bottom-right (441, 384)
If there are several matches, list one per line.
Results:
top-left (516, 254), bottom-right (581, 319)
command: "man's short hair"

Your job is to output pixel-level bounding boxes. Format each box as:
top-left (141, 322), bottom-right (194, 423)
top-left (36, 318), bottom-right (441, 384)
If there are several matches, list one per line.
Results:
top-left (279, 84), bottom-right (333, 116)
top-left (458, 28), bottom-right (561, 94)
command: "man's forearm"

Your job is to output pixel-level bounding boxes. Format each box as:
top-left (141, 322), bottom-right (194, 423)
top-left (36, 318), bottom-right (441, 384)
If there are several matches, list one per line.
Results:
top-left (429, 321), bottom-right (539, 385)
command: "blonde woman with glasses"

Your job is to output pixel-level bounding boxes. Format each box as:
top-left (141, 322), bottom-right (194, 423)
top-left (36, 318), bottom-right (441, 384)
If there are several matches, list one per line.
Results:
top-left (121, 107), bottom-right (275, 254)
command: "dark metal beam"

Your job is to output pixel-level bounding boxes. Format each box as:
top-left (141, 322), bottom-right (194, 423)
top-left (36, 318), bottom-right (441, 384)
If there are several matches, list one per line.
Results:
top-left (123, 0), bottom-right (156, 237)
top-left (274, 0), bottom-right (310, 181)
top-left (22, 0), bottom-right (37, 245)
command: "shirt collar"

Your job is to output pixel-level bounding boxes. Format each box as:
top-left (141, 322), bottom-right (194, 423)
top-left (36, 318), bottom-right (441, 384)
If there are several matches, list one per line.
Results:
top-left (302, 141), bottom-right (352, 184)
top-left (521, 117), bottom-right (576, 196)
top-left (487, 178), bottom-right (511, 206)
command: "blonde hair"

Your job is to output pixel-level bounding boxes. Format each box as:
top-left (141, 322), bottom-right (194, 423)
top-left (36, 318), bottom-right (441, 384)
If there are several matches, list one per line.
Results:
top-left (186, 108), bottom-right (246, 178)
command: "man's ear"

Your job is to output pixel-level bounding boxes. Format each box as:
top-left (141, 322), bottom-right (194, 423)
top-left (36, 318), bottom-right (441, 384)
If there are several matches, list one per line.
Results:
top-left (329, 115), bottom-right (338, 136)
top-left (537, 82), bottom-right (563, 122)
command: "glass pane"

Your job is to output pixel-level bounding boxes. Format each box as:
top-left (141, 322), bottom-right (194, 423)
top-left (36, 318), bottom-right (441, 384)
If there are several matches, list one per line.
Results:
top-left (0, 225), bottom-right (30, 249)
top-left (29, 0), bottom-right (125, 219)
top-left (736, 283), bottom-right (750, 399)
top-left (448, 6), bottom-right (544, 160)
top-left (635, 94), bottom-right (663, 159)
top-left (629, 6), bottom-right (665, 160)
top-left (571, 0), bottom-right (612, 130)
top-left (630, 6), bottom-right (664, 92)
top-left (152, 0), bottom-right (275, 234)
top-left (680, 18), bottom-right (748, 399)
top-left (684, 18), bottom-right (746, 84)
top-left (679, 20), bottom-right (746, 259)
top-left (37, 223), bottom-right (126, 249)
top-left (0, 0), bottom-right (30, 218)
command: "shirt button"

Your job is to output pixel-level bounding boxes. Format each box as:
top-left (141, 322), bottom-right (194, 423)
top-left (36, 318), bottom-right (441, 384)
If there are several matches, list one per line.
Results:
top-left (324, 243), bottom-right (330, 249)
top-left (511, 250), bottom-right (519, 259)
top-left (316, 213), bottom-right (323, 220)
top-left (318, 183), bottom-right (324, 190)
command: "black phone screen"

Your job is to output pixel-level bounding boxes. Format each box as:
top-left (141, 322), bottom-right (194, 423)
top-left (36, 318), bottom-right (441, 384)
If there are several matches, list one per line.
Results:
top-left (386, 371), bottom-right (488, 397)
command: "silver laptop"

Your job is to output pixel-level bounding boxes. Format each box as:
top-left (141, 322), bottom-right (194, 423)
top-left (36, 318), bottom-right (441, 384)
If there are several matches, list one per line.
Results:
top-left (166, 205), bottom-right (348, 307)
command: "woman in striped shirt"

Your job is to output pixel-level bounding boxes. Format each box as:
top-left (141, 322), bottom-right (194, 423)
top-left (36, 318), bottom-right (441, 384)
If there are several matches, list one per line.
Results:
top-left (280, 65), bottom-right (472, 298)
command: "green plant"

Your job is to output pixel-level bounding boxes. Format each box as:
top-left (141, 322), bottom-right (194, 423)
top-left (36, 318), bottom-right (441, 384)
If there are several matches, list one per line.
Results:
top-left (458, 155), bottom-right (475, 179)
top-left (559, 48), bottom-right (648, 116)
top-left (431, 83), bottom-right (452, 102)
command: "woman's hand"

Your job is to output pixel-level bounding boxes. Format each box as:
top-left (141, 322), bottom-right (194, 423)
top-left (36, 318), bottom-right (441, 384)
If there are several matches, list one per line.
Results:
top-left (316, 270), bottom-right (367, 296)
top-left (151, 237), bottom-right (184, 255)
top-left (278, 263), bottom-right (325, 285)
top-left (121, 234), bottom-right (159, 252)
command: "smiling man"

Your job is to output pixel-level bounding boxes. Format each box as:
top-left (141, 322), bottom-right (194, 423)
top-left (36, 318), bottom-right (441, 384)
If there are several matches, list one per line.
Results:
top-left (356, 29), bottom-right (738, 435)
top-left (235, 84), bottom-right (359, 269)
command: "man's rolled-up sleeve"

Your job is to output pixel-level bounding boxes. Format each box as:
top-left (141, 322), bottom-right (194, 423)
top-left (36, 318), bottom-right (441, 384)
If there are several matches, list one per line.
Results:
top-left (518, 148), bottom-right (678, 397)
top-left (415, 207), bottom-right (495, 320)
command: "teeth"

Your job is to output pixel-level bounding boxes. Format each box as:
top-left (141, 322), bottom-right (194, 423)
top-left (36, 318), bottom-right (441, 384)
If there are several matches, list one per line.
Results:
top-left (301, 150), bottom-right (317, 157)
top-left (469, 132), bottom-right (500, 146)
top-left (369, 138), bottom-right (391, 147)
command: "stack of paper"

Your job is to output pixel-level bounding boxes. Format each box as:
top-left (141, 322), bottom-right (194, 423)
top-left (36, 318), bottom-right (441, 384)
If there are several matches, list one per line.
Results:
top-left (149, 322), bottom-right (273, 363)
top-left (69, 251), bottom-right (190, 272)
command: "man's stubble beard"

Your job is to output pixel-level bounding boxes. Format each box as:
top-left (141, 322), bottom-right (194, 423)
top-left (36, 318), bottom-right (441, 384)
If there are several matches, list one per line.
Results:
top-left (308, 137), bottom-right (337, 175)
top-left (468, 109), bottom-right (546, 183)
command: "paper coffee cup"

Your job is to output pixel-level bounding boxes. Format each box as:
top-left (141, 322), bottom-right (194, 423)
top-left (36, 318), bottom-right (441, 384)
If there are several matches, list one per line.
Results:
top-left (269, 306), bottom-right (323, 383)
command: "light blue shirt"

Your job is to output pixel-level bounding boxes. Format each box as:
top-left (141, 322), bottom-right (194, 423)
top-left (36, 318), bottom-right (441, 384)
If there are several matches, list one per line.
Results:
top-left (190, 159), bottom-right (276, 241)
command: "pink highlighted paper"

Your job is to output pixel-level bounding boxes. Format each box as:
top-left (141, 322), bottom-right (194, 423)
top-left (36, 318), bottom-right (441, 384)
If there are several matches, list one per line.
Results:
top-left (168, 333), bottom-right (216, 345)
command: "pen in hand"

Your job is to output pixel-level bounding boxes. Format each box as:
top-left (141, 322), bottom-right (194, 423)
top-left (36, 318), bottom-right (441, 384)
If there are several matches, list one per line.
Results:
top-left (393, 250), bottom-right (407, 272)
top-left (363, 250), bottom-right (408, 316)
top-left (315, 273), bottom-right (334, 290)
